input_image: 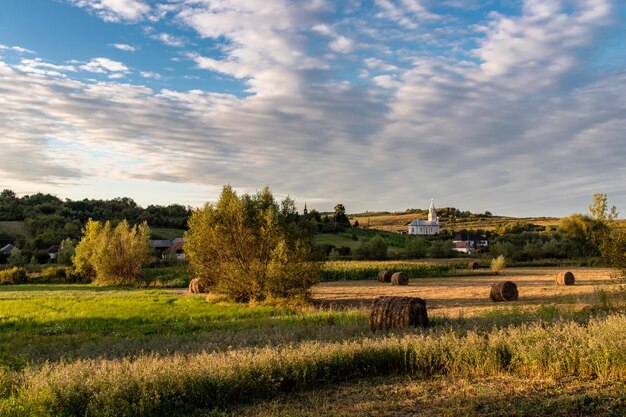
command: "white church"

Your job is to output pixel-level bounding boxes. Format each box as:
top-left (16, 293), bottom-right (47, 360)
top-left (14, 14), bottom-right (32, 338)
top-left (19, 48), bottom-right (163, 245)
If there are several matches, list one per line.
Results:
top-left (408, 199), bottom-right (440, 235)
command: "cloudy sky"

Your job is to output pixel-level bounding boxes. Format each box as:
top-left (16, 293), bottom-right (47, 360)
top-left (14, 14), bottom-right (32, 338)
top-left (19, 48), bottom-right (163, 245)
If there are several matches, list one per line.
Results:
top-left (0, 0), bottom-right (625, 216)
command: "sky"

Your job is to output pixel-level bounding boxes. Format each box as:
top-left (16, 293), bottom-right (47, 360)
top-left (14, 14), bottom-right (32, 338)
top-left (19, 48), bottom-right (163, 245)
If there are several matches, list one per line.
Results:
top-left (0, 0), bottom-right (625, 217)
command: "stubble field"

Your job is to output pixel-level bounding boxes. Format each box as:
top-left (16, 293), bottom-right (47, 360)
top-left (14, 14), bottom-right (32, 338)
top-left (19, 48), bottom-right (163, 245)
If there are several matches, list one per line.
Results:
top-left (1, 267), bottom-right (625, 416)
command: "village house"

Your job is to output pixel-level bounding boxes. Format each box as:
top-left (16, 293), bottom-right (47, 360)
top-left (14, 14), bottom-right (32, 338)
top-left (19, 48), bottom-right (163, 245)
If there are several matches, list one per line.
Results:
top-left (452, 233), bottom-right (489, 253)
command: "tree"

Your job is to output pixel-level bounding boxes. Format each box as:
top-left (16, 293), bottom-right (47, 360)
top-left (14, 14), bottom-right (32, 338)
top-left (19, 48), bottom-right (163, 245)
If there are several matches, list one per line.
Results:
top-left (185, 186), bottom-right (320, 302)
top-left (57, 238), bottom-right (76, 266)
top-left (589, 193), bottom-right (619, 222)
top-left (405, 237), bottom-right (428, 259)
top-left (73, 219), bottom-right (151, 285)
top-left (333, 204), bottom-right (350, 227)
top-left (354, 235), bottom-right (387, 260)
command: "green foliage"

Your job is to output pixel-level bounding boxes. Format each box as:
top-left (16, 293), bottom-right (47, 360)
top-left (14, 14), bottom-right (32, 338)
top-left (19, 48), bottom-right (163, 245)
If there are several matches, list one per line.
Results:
top-left (56, 238), bottom-right (76, 266)
top-left (0, 189), bottom-right (191, 251)
top-left (405, 237), bottom-right (429, 259)
top-left (185, 186), bottom-right (320, 302)
top-left (7, 249), bottom-right (29, 267)
top-left (140, 266), bottom-right (192, 287)
top-left (0, 267), bottom-right (27, 285)
top-left (333, 203), bottom-right (351, 228)
top-left (491, 255), bottom-right (506, 275)
top-left (427, 240), bottom-right (454, 258)
top-left (74, 219), bottom-right (152, 285)
top-left (589, 193), bottom-right (619, 222)
top-left (354, 235), bottom-right (388, 260)
top-left (600, 228), bottom-right (626, 280)
top-left (32, 266), bottom-right (84, 284)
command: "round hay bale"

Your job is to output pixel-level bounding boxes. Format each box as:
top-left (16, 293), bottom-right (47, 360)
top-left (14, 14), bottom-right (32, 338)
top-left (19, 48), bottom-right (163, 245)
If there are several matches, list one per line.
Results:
top-left (489, 281), bottom-right (518, 302)
top-left (556, 271), bottom-right (575, 286)
top-left (189, 278), bottom-right (210, 294)
top-left (369, 296), bottom-right (428, 332)
top-left (469, 261), bottom-right (479, 270)
top-left (391, 271), bottom-right (409, 286)
top-left (377, 270), bottom-right (393, 283)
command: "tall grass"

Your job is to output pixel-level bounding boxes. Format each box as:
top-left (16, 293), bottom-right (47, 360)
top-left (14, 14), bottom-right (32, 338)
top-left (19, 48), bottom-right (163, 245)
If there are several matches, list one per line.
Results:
top-left (2, 314), bottom-right (625, 416)
top-left (321, 261), bottom-right (459, 281)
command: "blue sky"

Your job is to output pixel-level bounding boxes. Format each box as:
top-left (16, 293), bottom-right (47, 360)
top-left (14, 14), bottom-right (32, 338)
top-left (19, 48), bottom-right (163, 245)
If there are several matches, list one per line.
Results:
top-left (0, 0), bottom-right (625, 216)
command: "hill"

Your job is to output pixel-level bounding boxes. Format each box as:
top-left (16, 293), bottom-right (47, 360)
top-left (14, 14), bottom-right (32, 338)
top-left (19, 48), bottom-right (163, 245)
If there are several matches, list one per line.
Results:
top-left (350, 211), bottom-right (626, 233)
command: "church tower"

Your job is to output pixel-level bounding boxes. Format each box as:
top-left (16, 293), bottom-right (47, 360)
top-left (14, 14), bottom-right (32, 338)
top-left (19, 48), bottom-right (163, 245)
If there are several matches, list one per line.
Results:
top-left (428, 199), bottom-right (437, 223)
top-left (303, 203), bottom-right (308, 215)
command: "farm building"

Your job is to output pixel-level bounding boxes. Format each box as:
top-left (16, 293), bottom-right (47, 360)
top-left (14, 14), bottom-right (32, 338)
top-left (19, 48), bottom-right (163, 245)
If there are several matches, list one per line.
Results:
top-left (408, 199), bottom-right (440, 235)
top-left (47, 245), bottom-right (60, 260)
top-left (149, 240), bottom-right (172, 255)
top-left (163, 240), bottom-right (185, 260)
top-left (452, 233), bottom-right (489, 253)
top-left (0, 244), bottom-right (15, 254)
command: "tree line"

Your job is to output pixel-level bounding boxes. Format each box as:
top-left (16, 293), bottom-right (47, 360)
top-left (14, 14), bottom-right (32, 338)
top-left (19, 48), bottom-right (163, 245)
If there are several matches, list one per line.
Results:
top-left (0, 189), bottom-right (191, 250)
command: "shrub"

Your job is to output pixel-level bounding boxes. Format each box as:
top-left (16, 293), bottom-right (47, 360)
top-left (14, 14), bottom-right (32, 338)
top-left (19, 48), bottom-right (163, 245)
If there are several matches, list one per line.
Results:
top-left (427, 240), bottom-right (454, 258)
top-left (354, 235), bottom-right (387, 260)
top-left (600, 228), bottom-right (626, 279)
top-left (405, 237), bottom-right (428, 259)
top-left (491, 255), bottom-right (506, 275)
top-left (74, 219), bottom-right (152, 285)
top-left (7, 249), bottom-right (29, 267)
top-left (57, 238), bottom-right (76, 266)
top-left (0, 267), bottom-right (28, 285)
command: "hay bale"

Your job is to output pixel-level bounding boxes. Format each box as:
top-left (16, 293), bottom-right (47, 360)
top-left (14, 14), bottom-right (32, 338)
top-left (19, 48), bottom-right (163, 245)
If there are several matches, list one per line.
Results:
top-left (556, 271), bottom-right (575, 286)
top-left (189, 278), bottom-right (210, 294)
top-left (489, 281), bottom-right (518, 302)
top-left (468, 261), bottom-right (479, 270)
top-left (377, 270), bottom-right (393, 283)
top-left (369, 296), bottom-right (428, 332)
top-left (391, 271), bottom-right (409, 286)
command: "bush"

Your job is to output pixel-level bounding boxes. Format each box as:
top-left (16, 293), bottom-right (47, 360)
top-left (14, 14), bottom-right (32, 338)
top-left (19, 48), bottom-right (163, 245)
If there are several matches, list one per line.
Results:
top-left (7, 249), bottom-right (29, 267)
top-left (491, 255), bottom-right (506, 275)
top-left (354, 235), bottom-right (387, 260)
top-left (29, 266), bottom-right (84, 284)
top-left (0, 267), bottom-right (28, 285)
top-left (141, 266), bottom-right (192, 287)
top-left (427, 240), bottom-right (454, 258)
top-left (74, 219), bottom-right (152, 285)
top-left (405, 237), bottom-right (428, 259)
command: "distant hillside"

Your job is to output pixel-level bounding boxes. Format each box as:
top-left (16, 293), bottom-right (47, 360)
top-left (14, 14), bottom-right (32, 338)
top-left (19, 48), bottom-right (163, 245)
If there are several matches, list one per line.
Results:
top-left (349, 211), bottom-right (626, 233)
top-left (349, 212), bottom-right (560, 233)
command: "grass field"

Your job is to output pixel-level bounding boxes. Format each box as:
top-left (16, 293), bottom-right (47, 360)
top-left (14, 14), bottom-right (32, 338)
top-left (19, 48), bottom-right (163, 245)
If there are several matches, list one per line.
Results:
top-left (1, 267), bottom-right (625, 416)
top-left (0, 221), bottom-right (29, 238)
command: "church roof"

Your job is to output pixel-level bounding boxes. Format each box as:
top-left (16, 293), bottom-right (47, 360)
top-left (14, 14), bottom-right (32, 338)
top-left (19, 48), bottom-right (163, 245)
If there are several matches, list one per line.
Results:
top-left (409, 220), bottom-right (438, 226)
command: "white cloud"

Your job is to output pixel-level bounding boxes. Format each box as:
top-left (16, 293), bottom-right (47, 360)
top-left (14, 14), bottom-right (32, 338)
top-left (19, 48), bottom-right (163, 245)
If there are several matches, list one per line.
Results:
top-left (110, 43), bottom-right (138, 52)
top-left (0, 44), bottom-right (35, 54)
top-left (140, 71), bottom-right (161, 79)
top-left (329, 35), bottom-right (354, 53)
top-left (151, 33), bottom-right (186, 48)
top-left (80, 57), bottom-right (129, 74)
top-left (374, 0), bottom-right (439, 28)
top-left (67, 0), bottom-right (151, 22)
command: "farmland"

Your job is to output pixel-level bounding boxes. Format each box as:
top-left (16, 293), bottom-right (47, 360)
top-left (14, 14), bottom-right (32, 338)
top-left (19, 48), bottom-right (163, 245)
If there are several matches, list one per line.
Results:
top-left (349, 212), bottom-right (626, 233)
top-left (1, 266), bottom-right (625, 416)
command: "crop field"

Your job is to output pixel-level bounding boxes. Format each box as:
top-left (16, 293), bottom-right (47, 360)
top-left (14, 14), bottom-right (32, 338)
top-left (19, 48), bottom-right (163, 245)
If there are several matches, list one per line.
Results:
top-left (1, 267), bottom-right (625, 416)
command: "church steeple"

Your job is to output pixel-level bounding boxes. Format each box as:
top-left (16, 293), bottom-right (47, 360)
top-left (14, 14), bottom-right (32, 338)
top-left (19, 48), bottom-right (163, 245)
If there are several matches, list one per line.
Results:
top-left (428, 198), bottom-right (437, 223)
top-left (303, 203), bottom-right (308, 215)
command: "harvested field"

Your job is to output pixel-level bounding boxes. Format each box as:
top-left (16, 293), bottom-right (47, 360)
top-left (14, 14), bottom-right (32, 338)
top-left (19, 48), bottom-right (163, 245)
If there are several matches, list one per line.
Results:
top-left (313, 267), bottom-right (616, 317)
